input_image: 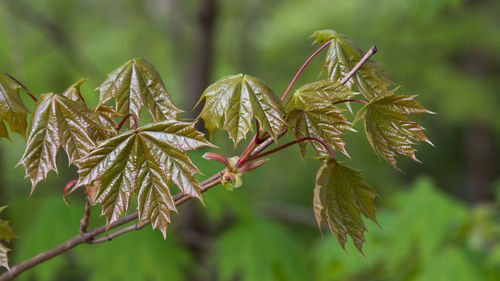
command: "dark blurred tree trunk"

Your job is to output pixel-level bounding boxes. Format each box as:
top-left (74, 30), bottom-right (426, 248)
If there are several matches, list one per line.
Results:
top-left (464, 123), bottom-right (494, 202)
top-left (184, 0), bottom-right (218, 119)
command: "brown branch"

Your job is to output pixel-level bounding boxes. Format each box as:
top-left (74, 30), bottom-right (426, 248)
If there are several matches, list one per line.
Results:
top-left (88, 221), bottom-right (149, 244)
top-left (79, 198), bottom-right (91, 233)
top-left (340, 45), bottom-right (377, 85)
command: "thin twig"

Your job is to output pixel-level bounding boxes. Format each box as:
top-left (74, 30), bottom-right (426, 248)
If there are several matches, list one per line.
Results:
top-left (88, 221), bottom-right (149, 244)
top-left (340, 45), bottom-right (377, 85)
top-left (79, 198), bottom-right (91, 233)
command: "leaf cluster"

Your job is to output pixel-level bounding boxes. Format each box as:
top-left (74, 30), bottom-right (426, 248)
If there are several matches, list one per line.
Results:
top-left (0, 29), bottom-right (433, 261)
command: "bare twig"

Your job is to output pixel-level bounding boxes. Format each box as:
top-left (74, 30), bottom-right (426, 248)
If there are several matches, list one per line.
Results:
top-left (340, 45), bottom-right (377, 85)
top-left (79, 198), bottom-right (91, 233)
top-left (88, 221), bottom-right (149, 244)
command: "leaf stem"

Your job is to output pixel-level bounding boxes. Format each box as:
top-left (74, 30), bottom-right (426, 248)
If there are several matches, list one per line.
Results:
top-left (332, 98), bottom-right (368, 105)
top-left (340, 45), bottom-right (377, 85)
top-left (5, 73), bottom-right (37, 102)
top-left (116, 113), bottom-right (139, 132)
top-left (239, 137), bottom-right (335, 166)
top-left (280, 39), bottom-right (333, 102)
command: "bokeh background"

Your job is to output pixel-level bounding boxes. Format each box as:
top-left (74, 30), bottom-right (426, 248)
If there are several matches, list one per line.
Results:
top-left (1, 0), bottom-right (500, 280)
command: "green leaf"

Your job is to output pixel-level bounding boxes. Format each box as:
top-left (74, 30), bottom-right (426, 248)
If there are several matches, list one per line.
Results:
top-left (214, 218), bottom-right (309, 281)
top-left (314, 159), bottom-right (378, 253)
top-left (0, 206), bottom-right (16, 270)
top-left (198, 74), bottom-right (286, 146)
top-left (288, 80), bottom-right (354, 108)
top-left (75, 120), bottom-right (214, 237)
top-left (17, 93), bottom-right (110, 192)
top-left (311, 30), bottom-right (392, 99)
top-left (287, 104), bottom-right (352, 158)
top-left (0, 73), bottom-right (30, 140)
top-left (97, 59), bottom-right (181, 127)
top-left (356, 93), bottom-right (433, 168)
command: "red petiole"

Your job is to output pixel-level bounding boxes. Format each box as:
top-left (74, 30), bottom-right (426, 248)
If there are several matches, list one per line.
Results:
top-left (238, 137), bottom-right (335, 167)
top-left (116, 113), bottom-right (139, 132)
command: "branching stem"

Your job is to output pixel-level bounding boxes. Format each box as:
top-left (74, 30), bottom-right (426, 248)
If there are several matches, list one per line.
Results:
top-left (116, 113), bottom-right (139, 132)
top-left (239, 137), bottom-right (335, 166)
top-left (5, 73), bottom-right (37, 102)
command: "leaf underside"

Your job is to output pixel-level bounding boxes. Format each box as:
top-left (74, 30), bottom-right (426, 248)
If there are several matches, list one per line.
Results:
top-left (75, 120), bottom-right (214, 238)
top-left (314, 159), bottom-right (378, 253)
top-left (198, 74), bottom-right (286, 146)
top-left (357, 93), bottom-right (433, 168)
top-left (0, 206), bottom-right (16, 270)
top-left (17, 91), bottom-right (111, 192)
top-left (97, 58), bottom-right (181, 128)
top-left (0, 73), bottom-right (30, 140)
top-left (311, 30), bottom-right (393, 99)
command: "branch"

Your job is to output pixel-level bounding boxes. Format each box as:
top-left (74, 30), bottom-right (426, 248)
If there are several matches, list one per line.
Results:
top-left (79, 198), bottom-right (91, 233)
top-left (340, 45), bottom-right (377, 85)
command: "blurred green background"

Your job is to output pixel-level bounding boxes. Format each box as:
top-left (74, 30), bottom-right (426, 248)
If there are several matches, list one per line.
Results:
top-left (1, 0), bottom-right (500, 280)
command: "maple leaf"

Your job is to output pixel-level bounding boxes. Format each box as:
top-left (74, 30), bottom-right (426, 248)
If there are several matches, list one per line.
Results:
top-left (75, 120), bottom-right (214, 237)
top-left (17, 93), bottom-right (110, 192)
top-left (314, 159), bottom-right (378, 253)
top-left (356, 93), bottom-right (433, 168)
top-left (288, 80), bottom-right (354, 108)
top-left (287, 104), bottom-right (352, 158)
top-left (197, 74), bottom-right (286, 146)
top-left (97, 59), bottom-right (181, 127)
top-left (61, 78), bottom-right (87, 104)
top-left (0, 206), bottom-right (17, 270)
top-left (0, 73), bottom-right (30, 140)
top-left (311, 30), bottom-right (392, 99)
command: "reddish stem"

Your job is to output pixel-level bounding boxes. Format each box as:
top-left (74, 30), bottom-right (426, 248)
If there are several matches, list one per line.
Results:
top-left (280, 39), bottom-right (333, 102)
top-left (116, 114), bottom-right (139, 131)
top-left (239, 137), bottom-right (335, 166)
top-left (6, 73), bottom-right (37, 102)
top-left (236, 120), bottom-right (262, 167)
top-left (332, 98), bottom-right (368, 105)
